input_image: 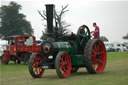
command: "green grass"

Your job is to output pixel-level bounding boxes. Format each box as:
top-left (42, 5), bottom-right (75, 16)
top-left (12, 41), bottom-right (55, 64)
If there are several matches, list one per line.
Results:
top-left (0, 52), bottom-right (128, 85)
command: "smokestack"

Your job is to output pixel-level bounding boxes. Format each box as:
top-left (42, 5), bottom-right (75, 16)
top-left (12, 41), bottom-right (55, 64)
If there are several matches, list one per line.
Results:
top-left (45, 4), bottom-right (54, 41)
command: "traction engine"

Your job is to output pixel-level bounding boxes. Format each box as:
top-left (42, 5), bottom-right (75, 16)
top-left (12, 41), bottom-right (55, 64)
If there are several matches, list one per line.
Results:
top-left (28, 4), bottom-right (107, 78)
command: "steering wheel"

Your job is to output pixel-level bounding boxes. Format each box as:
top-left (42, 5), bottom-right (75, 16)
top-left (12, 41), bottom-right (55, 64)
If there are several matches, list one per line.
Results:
top-left (77, 25), bottom-right (91, 47)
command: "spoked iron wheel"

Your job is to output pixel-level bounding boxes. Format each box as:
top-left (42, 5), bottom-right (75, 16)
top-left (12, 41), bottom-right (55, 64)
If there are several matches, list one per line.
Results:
top-left (1, 54), bottom-right (9, 64)
top-left (84, 39), bottom-right (106, 74)
top-left (55, 52), bottom-right (71, 78)
top-left (71, 67), bottom-right (79, 73)
top-left (28, 52), bottom-right (45, 78)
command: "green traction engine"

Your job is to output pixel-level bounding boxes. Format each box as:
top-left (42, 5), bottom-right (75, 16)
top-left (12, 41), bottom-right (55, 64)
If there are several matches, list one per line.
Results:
top-left (28, 4), bottom-right (107, 78)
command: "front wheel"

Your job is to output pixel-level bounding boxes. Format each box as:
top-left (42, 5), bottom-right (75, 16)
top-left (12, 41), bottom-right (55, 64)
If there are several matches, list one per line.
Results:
top-left (55, 52), bottom-right (71, 78)
top-left (1, 54), bottom-right (9, 64)
top-left (28, 52), bottom-right (45, 78)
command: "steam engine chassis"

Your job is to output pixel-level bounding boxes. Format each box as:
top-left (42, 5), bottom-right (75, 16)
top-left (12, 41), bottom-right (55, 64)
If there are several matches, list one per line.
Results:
top-left (1, 35), bottom-right (41, 64)
top-left (28, 4), bottom-right (106, 78)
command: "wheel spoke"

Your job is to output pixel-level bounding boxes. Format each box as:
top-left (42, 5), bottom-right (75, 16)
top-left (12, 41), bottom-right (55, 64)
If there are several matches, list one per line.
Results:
top-left (91, 54), bottom-right (95, 58)
top-left (96, 58), bottom-right (103, 64)
top-left (66, 60), bottom-right (71, 64)
top-left (35, 56), bottom-right (38, 61)
top-left (97, 44), bottom-right (100, 52)
top-left (60, 57), bottom-right (64, 62)
top-left (99, 55), bottom-right (103, 59)
top-left (39, 59), bottom-right (44, 63)
top-left (93, 64), bottom-right (96, 69)
top-left (65, 55), bottom-right (67, 61)
top-left (91, 52), bottom-right (96, 64)
top-left (34, 68), bottom-right (37, 74)
top-left (99, 51), bottom-right (104, 56)
top-left (93, 57), bottom-right (96, 64)
top-left (92, 49), bottom-right (96, 55)
top-left (37, 68), bottom-right (39, 75)
top-left (94, 44), bottom-right (98, 52)
top-left (62, 67), bottom-right (67, 72)
top-left (60, 62), bottom-right (64, 68)
top-left (93, 64), bottom-right (96, 70)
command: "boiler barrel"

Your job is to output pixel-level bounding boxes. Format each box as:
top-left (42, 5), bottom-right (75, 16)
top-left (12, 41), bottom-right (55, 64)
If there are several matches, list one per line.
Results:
top-left (41, 41), bottom-right (77, 56)
top-left (56, 42), bottom-right (77, 54)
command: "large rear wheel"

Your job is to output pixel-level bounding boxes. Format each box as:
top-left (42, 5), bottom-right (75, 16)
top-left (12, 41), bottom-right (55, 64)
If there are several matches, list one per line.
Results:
top-left (55, 52), bottom-right (71, 78)
top-left (84, 39), bottom-right (106, 73)
top-left (28, 52), bottom-right (45, 78)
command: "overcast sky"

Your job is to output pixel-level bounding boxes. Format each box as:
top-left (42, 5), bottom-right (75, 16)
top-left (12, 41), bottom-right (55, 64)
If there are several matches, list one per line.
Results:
top-left (1, 0), bottom-right (128, 43)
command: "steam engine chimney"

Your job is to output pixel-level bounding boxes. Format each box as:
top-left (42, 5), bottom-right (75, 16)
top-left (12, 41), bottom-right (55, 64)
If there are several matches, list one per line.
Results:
top-left (45, 4), bottom-right (54, 41)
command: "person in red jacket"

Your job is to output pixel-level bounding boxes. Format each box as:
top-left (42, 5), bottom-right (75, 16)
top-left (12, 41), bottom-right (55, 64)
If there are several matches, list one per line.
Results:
top-left (91, 22), bottom-right (100, 39)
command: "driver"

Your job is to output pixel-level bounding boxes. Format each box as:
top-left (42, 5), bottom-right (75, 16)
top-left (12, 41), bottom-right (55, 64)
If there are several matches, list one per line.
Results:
top-left (91, 22), bottom-right (100, 39)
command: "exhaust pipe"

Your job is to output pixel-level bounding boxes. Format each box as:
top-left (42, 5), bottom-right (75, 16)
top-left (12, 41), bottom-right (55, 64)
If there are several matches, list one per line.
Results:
top-left (45, 4), bottom-right (54, 41)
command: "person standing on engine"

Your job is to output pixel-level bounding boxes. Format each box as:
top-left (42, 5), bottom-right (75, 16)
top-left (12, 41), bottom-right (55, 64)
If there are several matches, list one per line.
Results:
top-left (91, 22), bottom-right (100, 39)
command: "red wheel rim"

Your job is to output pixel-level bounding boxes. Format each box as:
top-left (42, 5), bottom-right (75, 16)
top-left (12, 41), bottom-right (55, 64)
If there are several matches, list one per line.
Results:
top-left (2, 55), bottom-right (7, 64)
top-left (32, 54), bottom-right (44, 77)
top-left (59, 53), bottom-right (71, 77)
top-left (91, 40), bottom-right (106, 72)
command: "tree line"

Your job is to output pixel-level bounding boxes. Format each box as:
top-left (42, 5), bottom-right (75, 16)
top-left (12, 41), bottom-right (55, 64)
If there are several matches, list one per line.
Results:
top-left (0, 1), bottom-right (33, 39)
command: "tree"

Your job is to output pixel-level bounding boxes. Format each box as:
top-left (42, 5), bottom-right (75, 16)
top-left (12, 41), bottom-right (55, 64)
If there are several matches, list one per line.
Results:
top-left (123, 33), bottom-right (128, 40)
top-left (39, 4), bottom-right (70, 40)
top-left (0, 1), bottom-right (33, 39)
top-left (100, 36), bottom-right (109, 42)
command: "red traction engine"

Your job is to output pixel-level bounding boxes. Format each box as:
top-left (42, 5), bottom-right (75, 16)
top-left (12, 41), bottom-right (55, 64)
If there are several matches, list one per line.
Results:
top-left (1, 35), bottom-right (41, 64)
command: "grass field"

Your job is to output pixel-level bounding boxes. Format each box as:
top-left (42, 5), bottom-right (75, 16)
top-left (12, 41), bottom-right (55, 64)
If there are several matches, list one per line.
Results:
top-left (0, 52), bottom-right (128, 85)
